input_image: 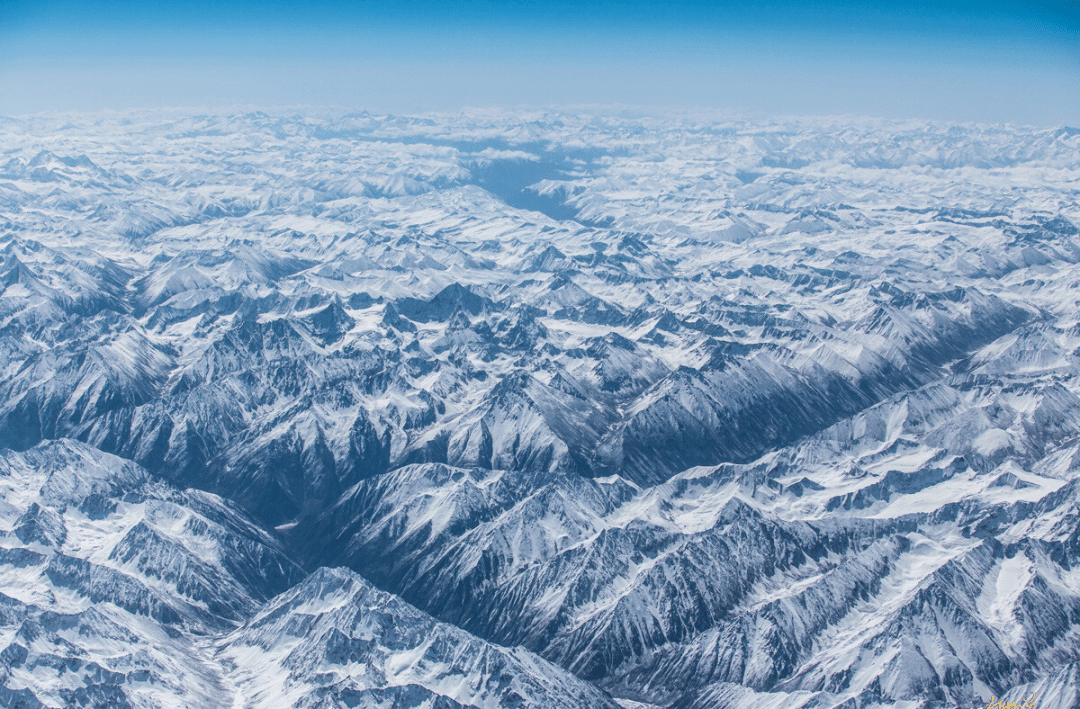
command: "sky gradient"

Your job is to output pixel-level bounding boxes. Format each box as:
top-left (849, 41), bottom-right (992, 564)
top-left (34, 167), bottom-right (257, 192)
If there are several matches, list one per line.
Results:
top-left (1, 0), bottom-right (1078, 124)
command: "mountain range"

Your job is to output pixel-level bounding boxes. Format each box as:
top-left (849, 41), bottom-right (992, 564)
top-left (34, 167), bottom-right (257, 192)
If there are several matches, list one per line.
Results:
top-left (1, 109), bottom-right (1079, 708)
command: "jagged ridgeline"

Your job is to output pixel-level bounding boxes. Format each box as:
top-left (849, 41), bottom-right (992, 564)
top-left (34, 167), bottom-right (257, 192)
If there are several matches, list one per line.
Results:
top-left (1, 110), bottom-right (1079, 709)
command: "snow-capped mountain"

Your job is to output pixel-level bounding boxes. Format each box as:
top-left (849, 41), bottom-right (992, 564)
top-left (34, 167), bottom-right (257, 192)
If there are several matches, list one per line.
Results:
top-left (1, 108), bottom-right (1079, 708)
top-left (0, 439), bottom-right (304, 708)
top-left (219, 566), bottom-right (623, 709)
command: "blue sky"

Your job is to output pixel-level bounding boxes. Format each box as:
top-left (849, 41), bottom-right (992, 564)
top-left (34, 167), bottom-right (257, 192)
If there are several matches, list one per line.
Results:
top-left (1, 0), bottom-right (1078, 124)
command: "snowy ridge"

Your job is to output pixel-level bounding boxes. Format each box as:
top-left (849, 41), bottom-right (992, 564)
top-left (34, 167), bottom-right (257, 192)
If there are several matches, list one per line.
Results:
top-left (219, 566), bottom-right (622, 709)
top-left (0, 440), bottom-right (305, 707)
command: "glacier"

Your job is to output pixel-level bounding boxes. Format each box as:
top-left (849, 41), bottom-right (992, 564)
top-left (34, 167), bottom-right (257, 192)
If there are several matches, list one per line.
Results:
top-left (0, 109), bottom-right (1078, 708)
